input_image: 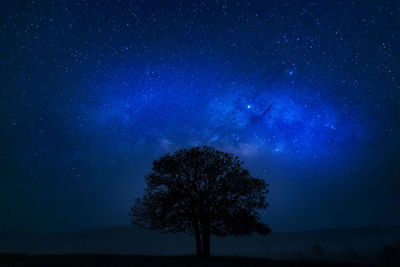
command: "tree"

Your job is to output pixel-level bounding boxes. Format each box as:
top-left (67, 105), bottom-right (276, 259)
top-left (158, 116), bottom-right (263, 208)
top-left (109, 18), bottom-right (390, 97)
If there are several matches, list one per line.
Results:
top-left (311, 244), bottom-right (325, 258)
top-left (380, 239), bottom-right (400, 264)
top-left (130, 146), bottom-right (270, 256)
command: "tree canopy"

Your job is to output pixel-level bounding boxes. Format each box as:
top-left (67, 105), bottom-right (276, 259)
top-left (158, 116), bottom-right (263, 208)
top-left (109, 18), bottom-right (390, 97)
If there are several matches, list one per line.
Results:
top-left (130, 146), bottom-right (270, 256)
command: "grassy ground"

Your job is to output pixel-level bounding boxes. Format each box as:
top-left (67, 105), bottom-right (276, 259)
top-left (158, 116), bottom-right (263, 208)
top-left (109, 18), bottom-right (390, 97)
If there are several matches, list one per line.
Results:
top-left (0, 254), bottom-right (379, 267)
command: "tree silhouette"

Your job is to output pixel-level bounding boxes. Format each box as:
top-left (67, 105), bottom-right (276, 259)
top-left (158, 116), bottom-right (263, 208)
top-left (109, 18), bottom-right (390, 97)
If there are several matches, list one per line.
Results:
top-left (130, 146), bottom-right (270, 256)
top-left (380, 239), bottom-right (400, 264)
top-left (311, 244), bottom-right (325, 258)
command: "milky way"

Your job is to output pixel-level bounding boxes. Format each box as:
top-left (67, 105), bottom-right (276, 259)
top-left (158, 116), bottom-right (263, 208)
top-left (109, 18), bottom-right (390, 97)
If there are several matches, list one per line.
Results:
top-left (1, 1), bottom-right (399, 232)
top-left (81, 65), bottom-right (364, 161)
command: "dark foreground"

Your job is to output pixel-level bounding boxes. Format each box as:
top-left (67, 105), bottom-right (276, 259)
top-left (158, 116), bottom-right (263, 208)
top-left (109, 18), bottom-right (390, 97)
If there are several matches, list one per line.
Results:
top-left (0, 254), bottom-right (379, 267)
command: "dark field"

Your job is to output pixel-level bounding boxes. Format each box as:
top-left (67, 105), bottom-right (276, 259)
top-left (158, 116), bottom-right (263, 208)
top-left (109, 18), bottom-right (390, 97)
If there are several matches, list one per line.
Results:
top-left (0, 254), bottom-right (379, 267)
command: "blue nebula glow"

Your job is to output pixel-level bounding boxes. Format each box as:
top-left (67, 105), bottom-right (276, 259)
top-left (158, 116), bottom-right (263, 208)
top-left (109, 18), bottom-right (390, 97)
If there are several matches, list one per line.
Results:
top-left (77, 66), bottom-right (366, 163)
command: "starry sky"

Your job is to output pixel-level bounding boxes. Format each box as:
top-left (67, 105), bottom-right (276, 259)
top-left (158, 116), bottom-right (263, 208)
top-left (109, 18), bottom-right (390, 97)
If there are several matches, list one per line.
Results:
top-left (1, 0), bottom-right (399, 233)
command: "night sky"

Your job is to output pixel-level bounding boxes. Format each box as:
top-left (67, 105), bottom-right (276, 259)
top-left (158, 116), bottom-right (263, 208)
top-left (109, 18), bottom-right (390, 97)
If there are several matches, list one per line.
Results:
top-left (1, 0), bottom-right (399, 233)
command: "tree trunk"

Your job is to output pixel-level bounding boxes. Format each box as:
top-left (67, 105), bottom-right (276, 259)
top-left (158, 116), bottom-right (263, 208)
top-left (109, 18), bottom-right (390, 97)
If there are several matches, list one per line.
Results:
top-left (194, 223), bottom-right (202, 256)
top-left (202, 226), bottom-right (210, 256)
